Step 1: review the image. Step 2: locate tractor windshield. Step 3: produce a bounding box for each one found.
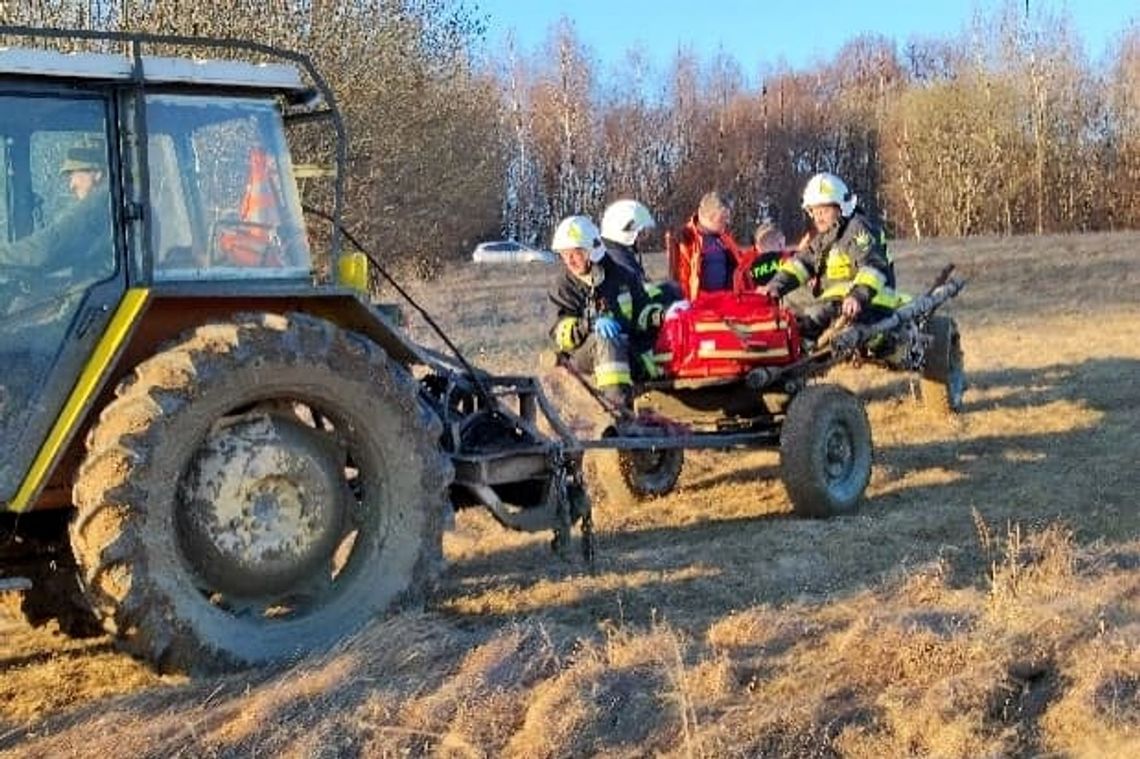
[146,94,311,281]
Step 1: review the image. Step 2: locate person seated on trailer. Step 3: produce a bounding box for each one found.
[762,172,904,341]
[548,215,665,413]
[672,190,747,301]
[734,220,788,292]
[600,198,681,306]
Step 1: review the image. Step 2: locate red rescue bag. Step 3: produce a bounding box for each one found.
[654,291,801,379]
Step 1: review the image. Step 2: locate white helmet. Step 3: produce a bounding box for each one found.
[551,215,606,262]
[802,172,857,218]
[601,199,655,247]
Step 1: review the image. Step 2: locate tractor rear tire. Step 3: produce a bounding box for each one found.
[920,315,966,414]
[592,427,684,509]
[70,313,451,673]
[780,384,872,518]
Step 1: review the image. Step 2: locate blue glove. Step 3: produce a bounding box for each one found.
[593,316,621,340]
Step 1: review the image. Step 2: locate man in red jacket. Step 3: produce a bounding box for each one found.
[671,191,747,301]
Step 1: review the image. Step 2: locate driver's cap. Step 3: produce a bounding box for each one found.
[60,140,106,174]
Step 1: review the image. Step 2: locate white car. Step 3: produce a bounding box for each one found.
[471,240,556,264]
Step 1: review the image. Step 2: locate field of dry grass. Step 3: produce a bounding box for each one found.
[2,231,1139,757]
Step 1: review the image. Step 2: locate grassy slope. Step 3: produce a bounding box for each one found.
[1,231,1138,757]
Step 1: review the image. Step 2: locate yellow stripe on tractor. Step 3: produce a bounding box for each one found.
[9,288,150,513]
[336,251,370,294]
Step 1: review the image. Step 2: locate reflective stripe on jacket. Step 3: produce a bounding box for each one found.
[771,212,893,305]
[548,254,658,350]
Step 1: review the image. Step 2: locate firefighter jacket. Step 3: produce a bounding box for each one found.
[601,238,647,282]
[548,254,663,353]
[603,238,681,306]
[672,215,747,301]
[769,212,898,308]
[735,246,789,291]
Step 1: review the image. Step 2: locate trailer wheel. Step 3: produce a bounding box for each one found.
[780,384,872,518]
[592,426,684,508]
[71,313,450,673]
[920,315,966,414]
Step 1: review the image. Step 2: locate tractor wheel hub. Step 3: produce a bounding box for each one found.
[178,412,349,597]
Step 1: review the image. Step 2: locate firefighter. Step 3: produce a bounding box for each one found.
[600,198,681,305]
[672,191,747,301]
[548,215,664,412]
[763,173,900,340]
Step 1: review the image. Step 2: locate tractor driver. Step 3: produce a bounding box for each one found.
[0,140,113,274]
[673,191,747,301]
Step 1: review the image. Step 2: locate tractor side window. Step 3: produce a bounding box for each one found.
[146,94,311,280]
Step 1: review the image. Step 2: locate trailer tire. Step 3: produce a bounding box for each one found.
[71,313,450,673]
[592,426,684,508]
[920,315,966,414]
[780,384,872,518]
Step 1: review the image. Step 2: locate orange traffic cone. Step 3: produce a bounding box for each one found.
[219,148,283,266]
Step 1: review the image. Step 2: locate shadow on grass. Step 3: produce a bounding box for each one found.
[680,461,782,492]
[435,357,1140,632]
[0,640,116,674]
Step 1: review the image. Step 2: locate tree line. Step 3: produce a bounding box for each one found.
[3,1,1138,274]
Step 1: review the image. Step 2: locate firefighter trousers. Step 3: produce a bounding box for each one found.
[564,333,634,409]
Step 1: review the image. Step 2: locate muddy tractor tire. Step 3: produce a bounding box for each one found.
[593,426,684,509]
[780,384,873,518]
[70,313,451,673]
[920,315,966,414]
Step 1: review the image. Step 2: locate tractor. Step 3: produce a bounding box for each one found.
[0,26,592,673]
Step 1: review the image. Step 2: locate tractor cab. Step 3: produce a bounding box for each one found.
[0,29,351,509]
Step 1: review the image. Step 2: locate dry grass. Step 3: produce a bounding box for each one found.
[2,231,1140,757]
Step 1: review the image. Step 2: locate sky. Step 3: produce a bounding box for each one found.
[471,0,1135,76]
